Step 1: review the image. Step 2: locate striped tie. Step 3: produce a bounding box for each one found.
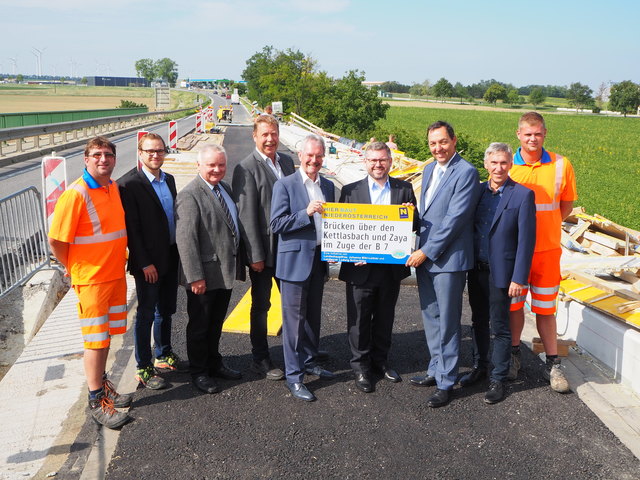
[213,185,239,249]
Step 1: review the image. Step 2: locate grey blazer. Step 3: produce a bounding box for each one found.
[175,176,245,290]
[231,150,295,268]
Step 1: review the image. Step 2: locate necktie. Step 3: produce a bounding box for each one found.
[425,167,444,207]
[213,185,239,248]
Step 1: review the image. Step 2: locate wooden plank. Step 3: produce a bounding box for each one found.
[532,337,575,357]
[582,241,621,256]
[582,231,624,250]
[566,270,640,302]
[614,271,640,294]
[570,221,591,240]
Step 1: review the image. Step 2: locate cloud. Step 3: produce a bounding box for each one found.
[277,0,350,13]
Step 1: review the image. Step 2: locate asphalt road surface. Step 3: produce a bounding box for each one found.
[39,126,640,479]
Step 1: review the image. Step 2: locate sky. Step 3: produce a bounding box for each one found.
[1,0,638,90]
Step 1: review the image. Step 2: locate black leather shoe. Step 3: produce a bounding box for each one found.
[427,388,450,408]
[211,365,242,380]
[410,375,436,387]
[305,365,337,379]
[315,350,330,363]
[193,375,219,394]
[459,367,487,387]
[287,382,316,402]
[484,380,505,404]
[354,373,373,393]
[250,358,284,381]
[374,366,401,383]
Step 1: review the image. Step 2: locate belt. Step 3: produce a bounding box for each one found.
[476,261,490,271]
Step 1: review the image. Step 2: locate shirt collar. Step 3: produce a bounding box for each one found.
[368,175,390,192]
[82,168,111,189]
[514,147,551,165]
[141,166,165,183]
[486,181,506,194]
[256,147,280,165]
[299,168,320,185]
[435,153,456,171]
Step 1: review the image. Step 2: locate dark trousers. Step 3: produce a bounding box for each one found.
[467,266,512,382]
[346,265,400,374]
[133,246,178,369]
[185,288,232,377]
[280,249,325,384]
[248,266,280,362]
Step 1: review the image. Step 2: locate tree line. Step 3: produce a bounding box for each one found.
[135,58,179,87]
[384,78,640,116]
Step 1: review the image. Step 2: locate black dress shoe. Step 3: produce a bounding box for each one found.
[373,365,401,383]
[354,373,373,393]
[286,382,316,402]
[305,365,337,379]
[193,375,219,394]
[410,375,436,387]
[315,350,330,363]
[484,380,505,404]
[427,388,450,408]
[250,358,284,381]
[211,365,242,380]
[459,367,487,387]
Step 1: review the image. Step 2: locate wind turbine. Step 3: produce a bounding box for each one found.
[32,47,46,77]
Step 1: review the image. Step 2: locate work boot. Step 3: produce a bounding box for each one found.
[507,349,521,381]
[89,392,131,429]
[543,357,571,393]
[102,375,133,408]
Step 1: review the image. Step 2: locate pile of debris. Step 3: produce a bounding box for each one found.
[561,208,640,320]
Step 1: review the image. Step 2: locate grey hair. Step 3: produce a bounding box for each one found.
[299,134,325,155]
[198,143,227,162]
[364,141,392,159]
[484,142,513,162]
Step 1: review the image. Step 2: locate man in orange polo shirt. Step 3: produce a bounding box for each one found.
[48,136,132,428]
[508,112,577,393]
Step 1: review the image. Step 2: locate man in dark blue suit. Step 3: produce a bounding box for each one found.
[406,121,479,408]
[461,142,536,404]
[270,134,336,402]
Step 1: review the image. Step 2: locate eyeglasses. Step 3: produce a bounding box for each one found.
[366,158,390,164]
[88,152,116,160]
[140,149,167,156]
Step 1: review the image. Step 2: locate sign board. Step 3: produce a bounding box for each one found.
[321,203,414,264]
[272,101,283,114]
[41,155,67,229]
[155,86,170,110]
[136,130,148,170]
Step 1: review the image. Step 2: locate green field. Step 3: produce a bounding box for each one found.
[379,107,640,230]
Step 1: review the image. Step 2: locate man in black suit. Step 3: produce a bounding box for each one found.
[338,142,417,393]
[119,133,186,390]
[231,115,295,380]
[462,142,536,404]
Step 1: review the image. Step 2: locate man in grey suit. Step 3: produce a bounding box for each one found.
[270,134,336,402]
[339,141,417,393]
[406,121,480,408]
[176,144,245,394]
[232,115,295,380]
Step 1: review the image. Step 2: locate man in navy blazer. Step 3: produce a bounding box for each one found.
[339,141,417,393]
[461,142,536,404]
[406,121,480,408]
[270,134,336,402]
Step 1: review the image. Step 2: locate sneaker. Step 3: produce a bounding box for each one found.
[507,349,521,381]
[543,358,571,393]
[103,376,133,408]
[89,392,131,429]
[484,381,505,404]
[135,366,167,390]
[155,352,189,372]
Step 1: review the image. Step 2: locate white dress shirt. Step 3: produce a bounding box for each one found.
[299,169,325,245]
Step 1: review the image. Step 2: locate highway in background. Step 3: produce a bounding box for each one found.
[0,92,243,198]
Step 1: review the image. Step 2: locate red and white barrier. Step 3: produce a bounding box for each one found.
[196,114,203,133]
[168,121,177,150]
[136,130,149,170]
[41,154,67,229]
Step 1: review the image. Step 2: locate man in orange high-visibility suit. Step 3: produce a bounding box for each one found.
[48,136,132,429]
[508,112,577,393]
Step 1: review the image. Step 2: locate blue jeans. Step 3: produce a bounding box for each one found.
[133,249,178,369]
[467,266,512,382]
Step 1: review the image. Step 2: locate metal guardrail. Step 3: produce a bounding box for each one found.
[0,187,51,298]
[0,107,194,158]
